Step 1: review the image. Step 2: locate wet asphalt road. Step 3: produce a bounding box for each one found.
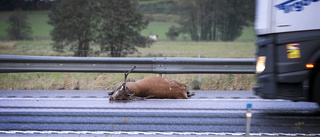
[0,90,319,137]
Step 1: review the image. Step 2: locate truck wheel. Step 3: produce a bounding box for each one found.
[313,70,320,106]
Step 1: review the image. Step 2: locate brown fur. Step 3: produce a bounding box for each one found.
[126,76,188,99]
[109,76,192,100]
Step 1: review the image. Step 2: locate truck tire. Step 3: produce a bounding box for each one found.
[313,70,320,106]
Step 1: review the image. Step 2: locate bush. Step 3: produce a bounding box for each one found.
[6,11,32,40]
[165,25,180,41]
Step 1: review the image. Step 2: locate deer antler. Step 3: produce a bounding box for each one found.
[126,66,136,76]
[123,66,136,89]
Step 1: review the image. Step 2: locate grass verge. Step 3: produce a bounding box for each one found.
[0,41,255,58]
[0,40,256,91]
[0,73,255,91]
[0,11,256,41]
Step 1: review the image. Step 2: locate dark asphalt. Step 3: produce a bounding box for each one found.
[0,90,319,137]
[0,90,259,99]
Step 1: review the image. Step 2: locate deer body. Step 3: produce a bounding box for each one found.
[125,76,188,99]
[108,66,194,100]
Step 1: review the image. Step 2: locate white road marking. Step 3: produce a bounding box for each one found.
[0,98,286,102]
[0,98,107,101]
[0,130,319,136]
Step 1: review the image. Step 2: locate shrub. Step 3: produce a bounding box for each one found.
[6,11,32,40]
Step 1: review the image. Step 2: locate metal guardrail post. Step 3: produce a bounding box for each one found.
[198,53,201,89]
[245,103,252,137]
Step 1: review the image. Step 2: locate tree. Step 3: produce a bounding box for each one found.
[214,0,255,41]
[96,0,152,57]
[178,0,200,41]
[166,25,180,41]
[177,0,255,41]
[48,0,152,57]
[48,0,95,57]
[6,10,32,40]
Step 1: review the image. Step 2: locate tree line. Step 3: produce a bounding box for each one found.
[3,0,153,57]
[0,0,54,11]
[4,0,255,57]
[177,0,255,41]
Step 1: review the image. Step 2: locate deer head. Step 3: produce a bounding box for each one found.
[109,66,136,101]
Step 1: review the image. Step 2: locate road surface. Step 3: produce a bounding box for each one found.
[0,90,319,137]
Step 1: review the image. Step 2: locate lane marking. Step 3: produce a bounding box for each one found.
[0,98,286,102]
[0,130,319,136]
[0,98,107,101]
[162,98,286,102]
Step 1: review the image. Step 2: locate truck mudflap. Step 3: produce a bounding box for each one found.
[255,70,310,101]
[254,73,277,99]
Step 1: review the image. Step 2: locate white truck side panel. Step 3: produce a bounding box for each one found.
[255,0,273,35]
[255,0,320,35]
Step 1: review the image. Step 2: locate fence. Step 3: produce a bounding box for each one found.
[0,55,256,74]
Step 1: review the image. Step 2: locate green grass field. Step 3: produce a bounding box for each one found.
[0,12,10,38]
[0,11,53,39]
[0,11,256,41]
[0,41,255,58]
[134,41,255,58]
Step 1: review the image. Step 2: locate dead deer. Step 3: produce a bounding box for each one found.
[108,66,195,100]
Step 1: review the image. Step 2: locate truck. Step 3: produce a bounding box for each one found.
[254,0,320,106]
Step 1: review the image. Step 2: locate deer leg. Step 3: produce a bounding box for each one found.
[144,95,156,99]
[187,91,195,97]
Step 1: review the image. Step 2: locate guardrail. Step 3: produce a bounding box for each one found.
[0,55,256,74]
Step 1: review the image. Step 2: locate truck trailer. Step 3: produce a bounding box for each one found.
[254,0,320,106]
